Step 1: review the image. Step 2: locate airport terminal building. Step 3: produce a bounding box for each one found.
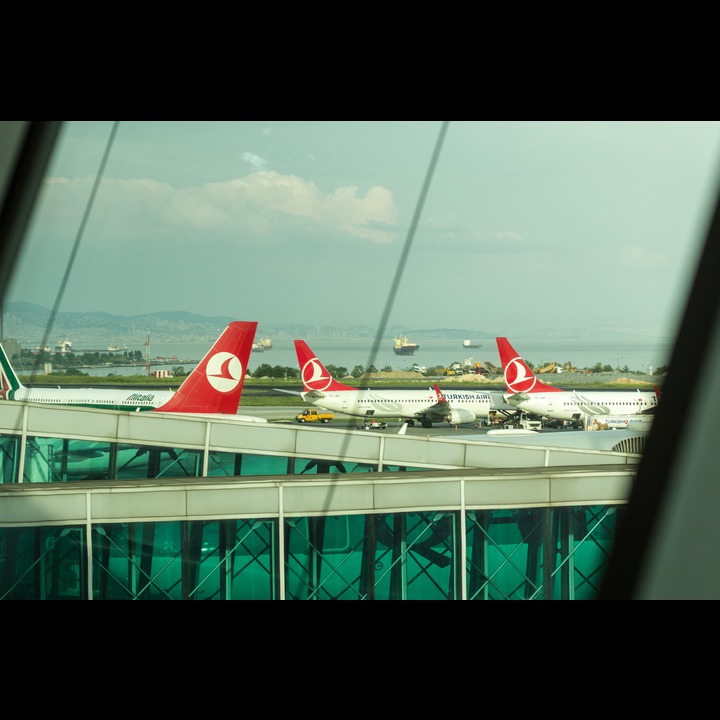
[0,401,644,600]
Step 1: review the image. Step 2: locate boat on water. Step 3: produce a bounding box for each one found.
[107,345,128,352]
[463,339,482,349]
[252,337,272,352]
[393,336,419,356]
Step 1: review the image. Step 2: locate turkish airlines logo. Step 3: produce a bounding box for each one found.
[302,357,332,391]
[504,358,537,393]
[205,352,242,393]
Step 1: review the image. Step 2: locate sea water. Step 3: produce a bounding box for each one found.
[78,336,675,378]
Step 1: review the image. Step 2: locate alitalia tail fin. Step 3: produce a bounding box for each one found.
[0,342,24,400]
[155,321,257,413]
[496,337,564,395]
[294,340,358,393]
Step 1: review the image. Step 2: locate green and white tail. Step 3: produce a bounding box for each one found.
[0,343,24,400]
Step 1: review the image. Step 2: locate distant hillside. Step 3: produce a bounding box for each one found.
[0,301,661,345]
[0,302,499,345]
[0,302,240,344]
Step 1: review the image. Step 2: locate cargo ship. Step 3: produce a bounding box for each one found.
[252,338,273,352]
[393,335,419,355]
[463,339,482,349]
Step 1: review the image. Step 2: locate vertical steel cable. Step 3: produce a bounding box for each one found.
[30,121,120,377]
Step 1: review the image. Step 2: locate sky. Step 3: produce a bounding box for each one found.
[6,120,720,340]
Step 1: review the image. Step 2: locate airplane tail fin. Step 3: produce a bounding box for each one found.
[0,342,24,399]
[294,340,358,393]
[155,321,258,413]
[433,384,448,405]
[496,337,563,395]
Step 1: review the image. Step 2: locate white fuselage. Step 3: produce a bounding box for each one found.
[5,390,267,421]
[508,389,658,421]
[8,386,174,411]
[305,388,511,423]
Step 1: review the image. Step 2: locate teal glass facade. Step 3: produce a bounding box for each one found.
[0,506,623,600]
[0,403,638,600]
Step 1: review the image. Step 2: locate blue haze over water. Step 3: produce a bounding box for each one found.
[79,336,674,378]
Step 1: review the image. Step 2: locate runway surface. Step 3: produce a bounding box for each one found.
[239,406,572,438]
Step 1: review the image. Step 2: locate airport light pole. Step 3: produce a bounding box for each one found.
[616,357,623,371]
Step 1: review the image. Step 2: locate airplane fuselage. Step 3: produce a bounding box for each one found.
[507,389,658,421]
[5,387,173,411]
[304,388,513,426]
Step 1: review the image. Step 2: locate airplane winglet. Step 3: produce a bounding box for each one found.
[273,387,304,397]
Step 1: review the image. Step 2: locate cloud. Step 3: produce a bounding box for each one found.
[36,171,400,247]
[494,231,524,243]
[240,151,267,171]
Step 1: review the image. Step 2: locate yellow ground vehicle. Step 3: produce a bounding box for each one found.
[295,408,334,423]
[442,361,464,376]
[537,362,558,373]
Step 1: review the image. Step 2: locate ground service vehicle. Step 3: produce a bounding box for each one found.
[358,419,388,430]
[295,408,334,423]
[537,362,559,374]
[470,362,489,375]
[442,362,464,376]
[503,418,543,431]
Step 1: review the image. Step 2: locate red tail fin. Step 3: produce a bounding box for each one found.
[155,321,257,413]
[294,340,358,392]
[433,384,447,404]
[496,337,563,394]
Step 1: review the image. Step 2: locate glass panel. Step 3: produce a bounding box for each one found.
[208,451,296,477]
[190,519,278,600]
[114,444,202,480]
[295,457,350,475]
[0,433,19,484]
[91,519,278,600]
[466,506,622,600]
[0,525,85,600]
[551,505,622,601]
[284,511,458,600]
[23,436,114,483]
[92,521,183,600]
